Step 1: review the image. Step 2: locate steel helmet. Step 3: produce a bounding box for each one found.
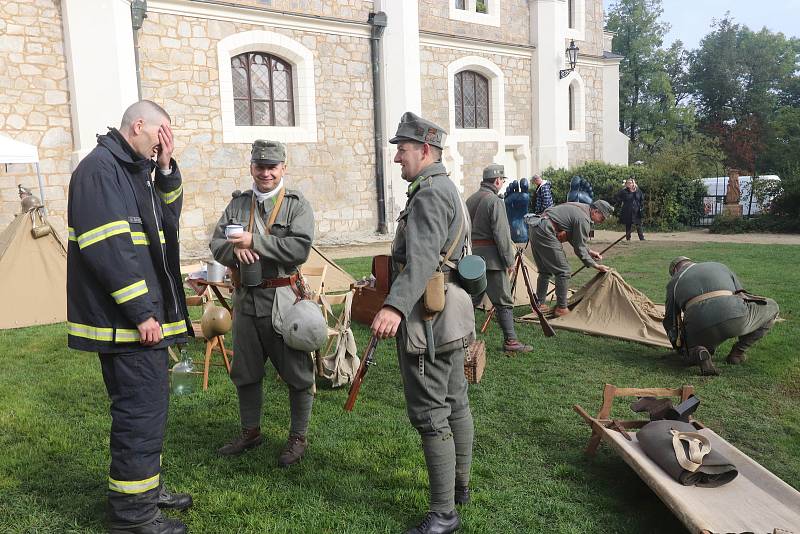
[283,299,327,352]
[200,305,232,338]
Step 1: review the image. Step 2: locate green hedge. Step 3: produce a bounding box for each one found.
[540,161,705,230]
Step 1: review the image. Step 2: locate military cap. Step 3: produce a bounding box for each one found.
[590,199,614,218]
[482,164,505,182]
[283,300,328,352]
[389,111,447,149]
[669,256,692,276]
[251,139,285,164]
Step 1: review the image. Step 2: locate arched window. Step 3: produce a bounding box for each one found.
[454,70,490,129]
[568,0,575,28]
[231,52,294,127]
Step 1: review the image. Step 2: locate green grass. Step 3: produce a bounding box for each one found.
[0,241,798,533]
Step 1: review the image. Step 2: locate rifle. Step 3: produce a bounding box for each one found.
[343,334,379,412]
[520,260,556,337]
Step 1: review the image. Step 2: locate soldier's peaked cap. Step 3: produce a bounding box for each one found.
[482,164,505,181]
[590,199,614,218]
[389,112,447,149]
[669,256,692,276]
[251,139,286,164]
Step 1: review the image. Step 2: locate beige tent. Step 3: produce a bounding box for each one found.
[521,269,671,348]
[0,209,67,329]
[303,245,355,293]
[478,250,557,309]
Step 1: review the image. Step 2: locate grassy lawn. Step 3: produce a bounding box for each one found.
[1,241,798,533]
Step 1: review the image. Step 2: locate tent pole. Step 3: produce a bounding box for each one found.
[35,162,47,216]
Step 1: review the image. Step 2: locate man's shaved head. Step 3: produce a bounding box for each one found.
[120,100,171,132]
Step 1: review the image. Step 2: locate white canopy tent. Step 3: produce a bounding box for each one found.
[0,133,46,214]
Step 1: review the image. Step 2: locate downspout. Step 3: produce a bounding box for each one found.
[130,0,148,100]
[368,12,388,234]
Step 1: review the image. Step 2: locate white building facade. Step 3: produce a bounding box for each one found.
[0,0,628,258]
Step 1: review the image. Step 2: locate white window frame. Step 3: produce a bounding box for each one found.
[447,56,505,142]
[566,76,585,141]
[217,30,317,144]
[566,0,586,40]
[449,0,500,27]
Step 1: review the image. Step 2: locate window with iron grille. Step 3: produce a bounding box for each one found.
[454,70,489,129]
[231,52,295,127]
[568,0,575,28]
[569,83,575,130]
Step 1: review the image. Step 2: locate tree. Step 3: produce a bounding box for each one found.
[606,0,695,161]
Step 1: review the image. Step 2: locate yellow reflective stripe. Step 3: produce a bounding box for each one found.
[114,321,187,343]
[130,231,165,246]
[130,232,148,246]
[76,220,130,249]
[67,322,114,342]
[162,320,188,337]
[158,184,182,205]
[110,280,148,304]
[108,473,160,495]
[68,227,77,241]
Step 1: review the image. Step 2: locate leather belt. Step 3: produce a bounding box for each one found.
[540,215,569,243]
[684,290,734,310]
[472,239,496,247]
[259,272,300,289]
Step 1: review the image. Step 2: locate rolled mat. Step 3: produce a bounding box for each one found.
[638,420,738,488]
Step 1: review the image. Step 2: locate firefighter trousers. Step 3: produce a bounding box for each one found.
[99,348,169,526]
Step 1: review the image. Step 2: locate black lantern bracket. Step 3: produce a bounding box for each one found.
[559,39,579,79]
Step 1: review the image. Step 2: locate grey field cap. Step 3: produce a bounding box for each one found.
[283,300,328,352]
[591,199,614,218]
[482,164,505,181]
[389,111,447,149]
[251,139,286,164]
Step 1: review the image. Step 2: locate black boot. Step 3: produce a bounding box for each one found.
[110,514,187,534]
[404,510,461,534]
[157,485,193,511]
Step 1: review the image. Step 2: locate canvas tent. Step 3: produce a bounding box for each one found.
[0,210,67,329]
[303,245,355,293]
[521,270,671,348]
[478,250,558,309]
[0,134,47,214]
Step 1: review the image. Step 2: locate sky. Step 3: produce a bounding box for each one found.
[602,0,800,51]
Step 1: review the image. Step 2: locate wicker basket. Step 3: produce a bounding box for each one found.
[464,340,486,384]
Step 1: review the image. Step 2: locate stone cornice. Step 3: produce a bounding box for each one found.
[147,0,371,38]
[419,31,535,59]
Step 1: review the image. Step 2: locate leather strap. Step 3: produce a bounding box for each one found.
[250,187,286,236]
[685,290,734,310]
[472,239,496,247]
[258,272,299,289]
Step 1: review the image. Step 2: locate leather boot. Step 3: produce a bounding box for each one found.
[217,427,262,456]
[537,303,550,314]
[404,510,461,534]
[454,485,470,505]
[110,514,186,534]
[689,346,719,376]
[278,433,307,467]
[503,339,533,353]
[554,306,570,317]
[726,347,746,365]
[157,485,193,511]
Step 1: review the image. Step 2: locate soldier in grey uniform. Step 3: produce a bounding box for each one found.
[371,112,475,534]
[525,200,613,316]
[663,256,779,376]
[466,164,532,352]
[209,140,315,467]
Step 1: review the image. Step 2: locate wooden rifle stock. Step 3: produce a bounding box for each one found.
[520,261,556,337]
[343,335,379,412]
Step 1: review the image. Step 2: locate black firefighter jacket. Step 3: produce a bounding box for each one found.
[66,129,191,353]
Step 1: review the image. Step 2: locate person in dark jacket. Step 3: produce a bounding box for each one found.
[616,178,645,240]
[67,100,192,534]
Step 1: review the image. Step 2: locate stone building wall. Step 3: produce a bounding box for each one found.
[0,0,72,235]
[419,44,532,179]
[418,0,530,46]
[458,141,498,194]
[139,12,377,258]
[578,0,605,58]
[223,0,373,22]
[567,65,603,167]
